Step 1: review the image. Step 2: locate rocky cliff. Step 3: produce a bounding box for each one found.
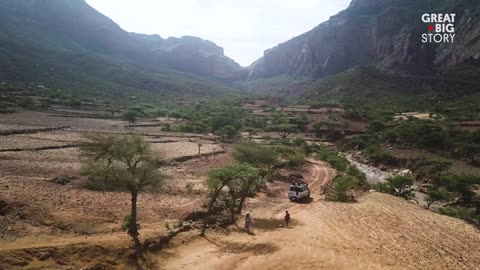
[247,0,480,79]
[0,0,241,80]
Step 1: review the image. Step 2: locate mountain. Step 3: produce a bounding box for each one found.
[0,0,241,100]
[247,0,480,80]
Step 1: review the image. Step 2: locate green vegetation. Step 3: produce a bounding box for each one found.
[426,187,449,209]
[80,134,165,252]
[304,66,480,111]
[362,145,394,164]
[201,163,260,236]
[407,158,452,183]
[234,143,279,172]
[314,144,369,201]
[332,176,356,202]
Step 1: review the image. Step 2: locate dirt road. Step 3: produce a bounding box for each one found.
[158,161,480,270]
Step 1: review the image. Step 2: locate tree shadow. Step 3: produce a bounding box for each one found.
[203,236,279,256]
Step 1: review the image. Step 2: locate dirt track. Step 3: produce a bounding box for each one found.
[158,161,480,270]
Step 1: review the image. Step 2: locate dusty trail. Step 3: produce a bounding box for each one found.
[158,161,480,270]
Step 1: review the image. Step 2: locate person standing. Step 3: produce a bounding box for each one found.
[245,212,253,233]
[285,211,291,227]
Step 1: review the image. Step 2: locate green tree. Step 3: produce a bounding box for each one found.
[81,135,164,254]
[123,110,138,125]
[273,124,297,139]
[386,175,414,197]
[440,174,480,203]
[201,163,260,235]
[233,143,279,171]
[368,120,386,132]
[218,125,238,142]
[408,158,452,182]
[346,165,368,189]
[226,164,261,218]
[426,187,449,209]
[333,176,355,202]
[457,143,480,163]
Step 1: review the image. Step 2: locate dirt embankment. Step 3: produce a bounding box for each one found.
[159,161,480,270]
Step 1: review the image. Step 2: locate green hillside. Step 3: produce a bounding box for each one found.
[0,0,238,103]
[302,66,480,108]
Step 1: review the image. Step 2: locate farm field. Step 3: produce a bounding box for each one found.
[0,110,479,270]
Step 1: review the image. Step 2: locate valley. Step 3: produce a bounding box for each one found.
[0,0,480,269]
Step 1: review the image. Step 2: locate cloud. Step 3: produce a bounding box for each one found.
[86,0,351,66]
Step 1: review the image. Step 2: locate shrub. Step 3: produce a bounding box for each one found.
[440,174,480,203]
[347,165,369,190]
[326,155,349,172]
[123,110,139,124]
[293,137,307,146]
[438,207,479,226]
[385,175,414,197]
[372,182,394,194]
[286,151,306,168]
[316,145,338,161]
[233,143,279,171]
[362,145,393,164]
[332,176,356,202]
[407,158,452,182]
[426,187,449,208]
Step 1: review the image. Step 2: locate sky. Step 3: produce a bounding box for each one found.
[86,0,351,67]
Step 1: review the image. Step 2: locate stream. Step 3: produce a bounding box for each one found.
[345,153,392,184]
[346,153,427,205]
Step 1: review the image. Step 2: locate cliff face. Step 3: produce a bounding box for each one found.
[248,0,480,79]
[0,0,241,80]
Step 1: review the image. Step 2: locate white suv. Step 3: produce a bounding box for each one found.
[288,182,310,201]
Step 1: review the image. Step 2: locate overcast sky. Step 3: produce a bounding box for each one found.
[86,0,351,67]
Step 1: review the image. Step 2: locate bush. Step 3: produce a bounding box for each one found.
[440,174,480,202]
[438,207,479,226]
[385,175,414,197]
[286,151,306,168]
[180,122,209,133]
[426,187,449,208]
[316,145,338,161]
[326,155,349,172]
[407,158,452,182]
[332,176,356,202]
[234,143,279,170]
[347,165,369,190]
[362,145,393,164]
[123,110,139,124]
[372,182,394,194]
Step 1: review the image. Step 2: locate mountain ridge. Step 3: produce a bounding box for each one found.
[246,0,480,80]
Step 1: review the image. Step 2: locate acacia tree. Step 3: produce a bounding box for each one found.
[386,175,414,197]
[233,143,279,172]
[123,110,138,125]
[426,187,449,209]
[440,174,480,203]
[200,165,234,236]
[457,143,480,163]
[81,134,164,253]
[273,124,297,139]
[409,158,452,183]
[200,163,260,236]
[227,165,261,215]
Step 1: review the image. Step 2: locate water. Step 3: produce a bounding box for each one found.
[345,154,392,183]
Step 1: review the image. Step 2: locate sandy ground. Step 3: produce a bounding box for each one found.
[158,161,480,270]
